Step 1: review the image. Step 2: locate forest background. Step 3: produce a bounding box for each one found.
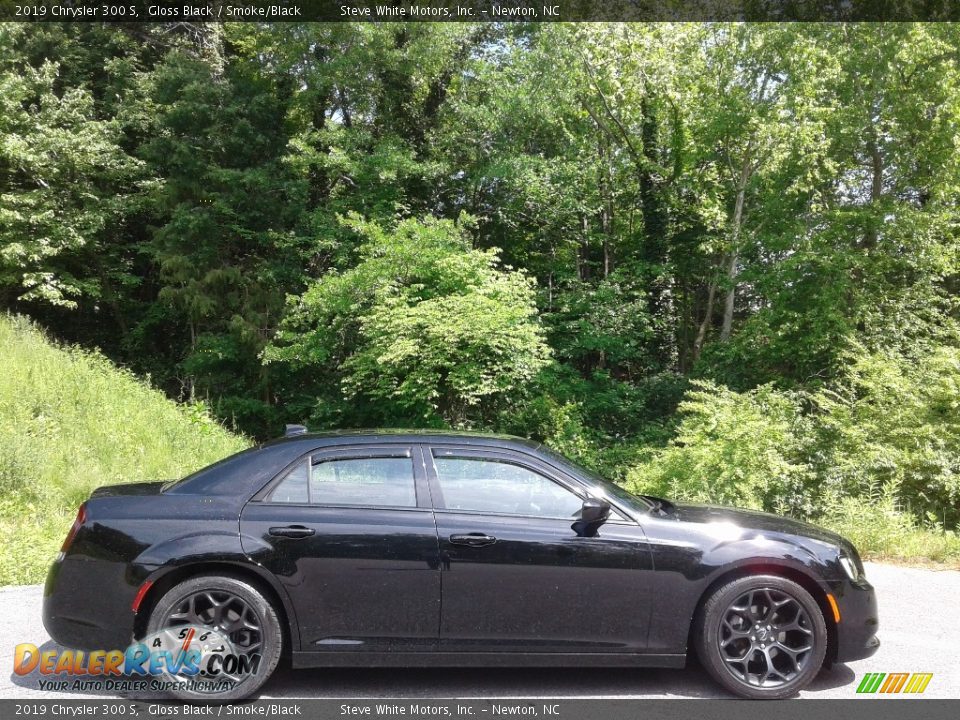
[2,22,959,582]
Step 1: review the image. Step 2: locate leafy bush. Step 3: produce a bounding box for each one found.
[267,214,551,427]
[621,345,960,564]
[813,345,960,527]
[0,314,248,585]
[494,366,679,483]
[626,380,814,513]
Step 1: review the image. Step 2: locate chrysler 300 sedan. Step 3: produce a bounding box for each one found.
[43,429,878,700]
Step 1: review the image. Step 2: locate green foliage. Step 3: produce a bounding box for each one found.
[813,344,960,526]
[2,22,960,567]
[134,47,308,437]
[628,381,814,512]
[267,215,551,427]
[0,314,248,585]
[821,491,960,566]
[626,344,960,560]
[497,391,602,470]
[0,25,140,306]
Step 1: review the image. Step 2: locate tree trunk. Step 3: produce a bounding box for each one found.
[639,95,667,310]
[720,154,751,341]
[197,23,225,79]
[863,133,883,248]
[599,133,613,278]
[693,278,717,361]
[720,249,738,341]
[578,214,590,281]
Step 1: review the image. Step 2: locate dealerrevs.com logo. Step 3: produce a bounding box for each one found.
[856,672,934,694]
[14,625,261,696]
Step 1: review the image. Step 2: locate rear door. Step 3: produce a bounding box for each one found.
[239,444,441,652]
[426,445,651,653]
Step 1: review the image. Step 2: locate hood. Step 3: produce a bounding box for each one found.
[90,481,169,498]
[670,502,847,549]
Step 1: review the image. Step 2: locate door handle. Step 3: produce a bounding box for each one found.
[449,533,497,547]
[268,525,315,539]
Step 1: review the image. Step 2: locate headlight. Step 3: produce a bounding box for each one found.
[839,554,860,581]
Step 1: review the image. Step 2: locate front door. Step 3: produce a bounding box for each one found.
[240,445,440,652]
[426,446,651,653]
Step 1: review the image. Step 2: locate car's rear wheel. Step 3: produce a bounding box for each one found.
[695,575,827,699]
[146,574,282,701]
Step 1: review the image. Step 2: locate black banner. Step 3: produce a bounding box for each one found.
[2,0,960,23]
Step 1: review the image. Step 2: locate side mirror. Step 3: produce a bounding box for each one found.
[574,498,611,537]
[581,498,611,524]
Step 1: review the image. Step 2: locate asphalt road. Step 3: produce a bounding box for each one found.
[2,562,957,700]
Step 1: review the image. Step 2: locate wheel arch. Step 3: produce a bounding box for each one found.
[132,561,298,656]
[688,562,838,665]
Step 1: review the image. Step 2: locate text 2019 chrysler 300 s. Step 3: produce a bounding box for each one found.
[43,429,879,700]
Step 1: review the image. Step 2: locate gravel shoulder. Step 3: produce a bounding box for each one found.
[2,562,957,699]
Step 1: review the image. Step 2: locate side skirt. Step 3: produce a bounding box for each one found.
[292,651,687,669]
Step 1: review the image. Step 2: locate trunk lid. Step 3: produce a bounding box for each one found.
[89,481,169,498]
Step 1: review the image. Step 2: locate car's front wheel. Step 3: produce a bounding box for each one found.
[145,574,282,702]
[695,575,827,699]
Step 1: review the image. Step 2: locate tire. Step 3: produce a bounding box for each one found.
[145,574,282,702]
[694,574,827,699]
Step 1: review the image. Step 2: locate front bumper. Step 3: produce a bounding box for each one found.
[43,557,138,651]
[830,575,880,663]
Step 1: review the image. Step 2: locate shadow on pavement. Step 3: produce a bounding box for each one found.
[805,663,857,692]
[257,658,858,700]
[259,664,725,699]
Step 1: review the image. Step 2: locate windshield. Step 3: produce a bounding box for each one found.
[538,445,655,514]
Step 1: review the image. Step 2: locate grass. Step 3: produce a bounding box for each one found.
[820,496,960,568]
[0,314,249,586]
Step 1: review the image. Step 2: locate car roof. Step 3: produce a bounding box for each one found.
[260,429,543,451]
[166,430,546,497]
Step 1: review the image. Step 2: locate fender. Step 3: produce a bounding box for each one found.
[130,531,301,650]
[642,531,835,654]
[700,536,833,594]
[135,529,246,568]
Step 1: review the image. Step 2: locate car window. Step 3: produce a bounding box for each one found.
[310,457,416,507]
[433,456,583,518]
[267,456,416,507]
[538,444,653,515]
[267,460,309,503]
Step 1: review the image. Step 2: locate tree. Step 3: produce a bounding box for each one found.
[701,23,960,388]
[133,39,306,435]
[0,25,139,308]
[628,380,814,512]
[266,214,551,427]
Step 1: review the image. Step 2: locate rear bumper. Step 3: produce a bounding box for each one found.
[830,576,880,663]
[43,557,137,651]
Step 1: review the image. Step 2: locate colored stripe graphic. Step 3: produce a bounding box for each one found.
[857,673,884,693]
[880,673,909,693]
[856,672,933,694]
[904,673,933,694]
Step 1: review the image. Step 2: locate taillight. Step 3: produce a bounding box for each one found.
[60,503,87,553]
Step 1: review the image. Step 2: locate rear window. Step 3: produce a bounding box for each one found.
[164,444,305,497]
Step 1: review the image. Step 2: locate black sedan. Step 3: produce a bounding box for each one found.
[43,429,878,700]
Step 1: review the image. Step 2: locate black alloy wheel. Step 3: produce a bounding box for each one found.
[695,575,828,699]
[146,575,282,701]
